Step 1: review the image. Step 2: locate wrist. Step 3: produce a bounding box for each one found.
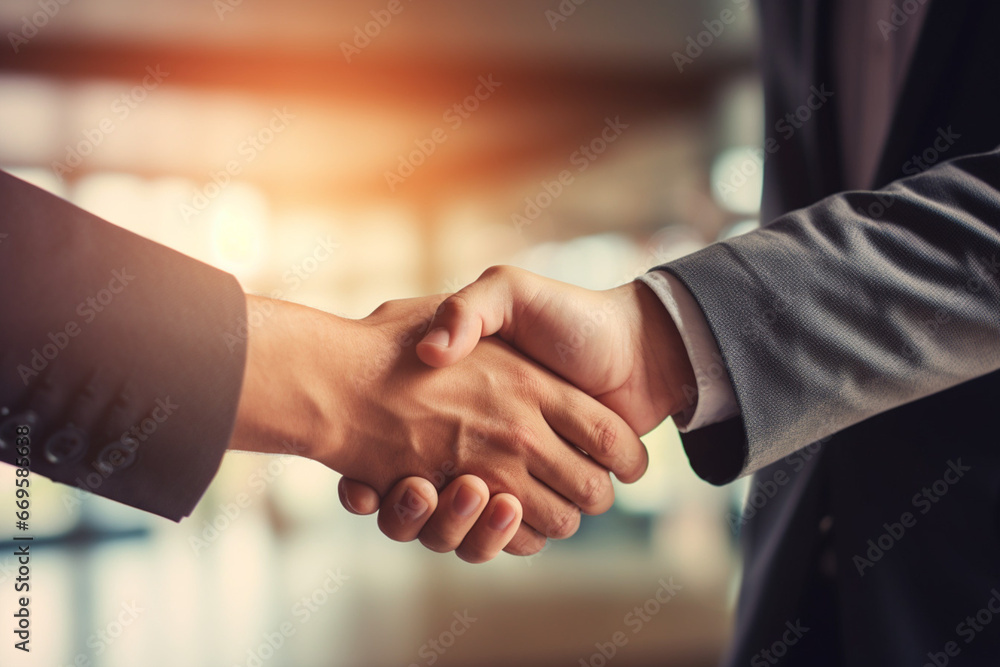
[629,280,697,424]
[230,294,352,466]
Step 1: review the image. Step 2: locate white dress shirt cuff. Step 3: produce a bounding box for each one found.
[637,270,740,431]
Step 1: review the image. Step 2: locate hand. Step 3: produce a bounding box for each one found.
[229,293,648,554]
[416,265,696,434]
[339,475,523,563]
[339,266,696,556]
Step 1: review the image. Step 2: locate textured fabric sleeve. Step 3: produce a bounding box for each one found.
[0,170,248,520]
[655,146,1000,485]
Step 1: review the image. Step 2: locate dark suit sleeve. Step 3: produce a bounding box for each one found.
[655,145,1000,485]
[0,170,248,520]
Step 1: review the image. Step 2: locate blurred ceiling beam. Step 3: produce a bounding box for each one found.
[0,40,754,200]
[0,40,751,107]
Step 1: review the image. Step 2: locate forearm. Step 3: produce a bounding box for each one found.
[0,170,246,520]
[230,295,351,466]
[662,145,1000,482]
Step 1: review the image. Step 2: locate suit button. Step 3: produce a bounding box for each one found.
[0,411,39,451]
[95,436,139,474]
[44,426,89,465]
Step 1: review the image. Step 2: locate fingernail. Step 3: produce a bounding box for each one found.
[422,327,450,348]
[340,493,358,514]
[339,485,358,514]
[452,484,481,517]
[399,489,428,520]
[488,503,517,532]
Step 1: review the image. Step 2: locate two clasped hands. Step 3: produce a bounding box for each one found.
[231,265,696,562]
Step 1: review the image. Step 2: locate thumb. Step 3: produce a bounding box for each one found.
[416,266,522,368]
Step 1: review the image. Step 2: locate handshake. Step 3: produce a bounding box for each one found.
[230,265,697,562]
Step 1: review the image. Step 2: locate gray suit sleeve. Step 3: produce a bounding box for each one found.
[0,170,248,520]
[657,146,1000,485]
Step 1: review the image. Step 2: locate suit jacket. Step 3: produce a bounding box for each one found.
[0,171,247,520]
[660,1,1000,665]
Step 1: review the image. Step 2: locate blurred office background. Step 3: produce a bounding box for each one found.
[0,1,765,665]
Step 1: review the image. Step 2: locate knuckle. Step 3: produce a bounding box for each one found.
[507,423,538,453]
[548,507,581,540]
[579,471,613,512]
[441,291,470,315]
[511,365,542,397]
[590,416,620,460]
[479,264,512,281]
